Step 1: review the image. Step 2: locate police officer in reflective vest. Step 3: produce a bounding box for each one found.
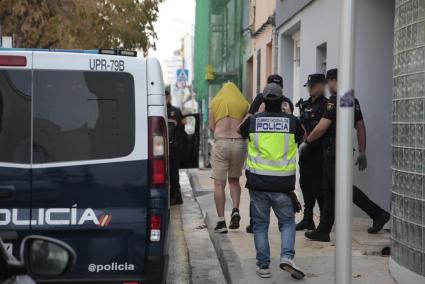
[295,74,327,231]
[240,83,305,279]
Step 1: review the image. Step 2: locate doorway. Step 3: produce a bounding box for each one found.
[246,56,254,101]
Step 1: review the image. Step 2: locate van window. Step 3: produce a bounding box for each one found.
[33,71,135,163]
[0,70,31,163]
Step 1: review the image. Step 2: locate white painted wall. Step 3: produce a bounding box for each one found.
[352,0,394,214]
[277,0,394,216]
[278,0,341,105]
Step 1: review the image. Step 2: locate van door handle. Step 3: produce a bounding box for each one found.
[0,185,15,199]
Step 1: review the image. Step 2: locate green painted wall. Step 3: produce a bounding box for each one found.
[194,0,209,102]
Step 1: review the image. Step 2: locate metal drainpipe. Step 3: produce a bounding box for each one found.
[272,14,278,74]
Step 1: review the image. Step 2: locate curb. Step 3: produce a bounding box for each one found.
[180,172,227,284]
[187,170,247,284]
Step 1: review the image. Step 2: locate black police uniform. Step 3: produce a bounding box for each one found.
[167,104,184,204]
[316,95,386,234]
[249,93,294,114]
[297,95,327,228]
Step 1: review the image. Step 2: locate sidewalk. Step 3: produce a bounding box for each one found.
[187,168,396,284]
[176,172,227,284]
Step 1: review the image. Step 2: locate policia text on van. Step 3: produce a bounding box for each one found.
[0,49,172,284]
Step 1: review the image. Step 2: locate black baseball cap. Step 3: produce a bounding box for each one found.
[326,68,338,81]
[304,73,326,87]
[267,74,283,88]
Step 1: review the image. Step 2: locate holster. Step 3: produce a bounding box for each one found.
[323,137,336,158]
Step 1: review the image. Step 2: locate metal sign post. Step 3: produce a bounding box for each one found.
[336,0,356,283]
[0,19,2,47]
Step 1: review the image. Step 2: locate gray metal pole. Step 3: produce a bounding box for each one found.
[335,0,356,283]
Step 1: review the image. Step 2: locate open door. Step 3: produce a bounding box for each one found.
[180,113,200,169]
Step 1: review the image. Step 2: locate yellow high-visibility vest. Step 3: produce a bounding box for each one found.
[246,113,297,177]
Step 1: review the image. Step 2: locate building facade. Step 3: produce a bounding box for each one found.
[194,0,249,165]
[165,33,195,111]
[275,0,424,282]
[245,0,276,100]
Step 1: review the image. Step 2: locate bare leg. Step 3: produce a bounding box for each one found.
[228,177,241,209]
[214,179,226,218]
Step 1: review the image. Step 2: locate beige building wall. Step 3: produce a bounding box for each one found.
[247,0,276,100]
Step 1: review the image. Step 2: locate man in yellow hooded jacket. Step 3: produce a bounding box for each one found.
[209,82,250,233]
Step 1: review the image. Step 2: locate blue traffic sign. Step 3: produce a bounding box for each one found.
[176,69,189,82]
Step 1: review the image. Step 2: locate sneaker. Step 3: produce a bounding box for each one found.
[295,219,315,231]
[256,265,271,278]
[368,211,390,234]
[280,258,305,280]
[229,208,241,230]
[304,230,331,242]
[214,221,228,234]
[246,224,253,234]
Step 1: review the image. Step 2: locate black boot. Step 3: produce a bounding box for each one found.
[296,212,315,231]
[296,218,315,231]
[368,212,390,234]
[305,230,330,242]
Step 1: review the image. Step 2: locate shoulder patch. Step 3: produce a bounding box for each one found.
[327,103,335,111]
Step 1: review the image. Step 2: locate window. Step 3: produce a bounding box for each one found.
[266,42,273,78]
[316,43,327,74]
[33,71,135,163]
[0,70,31,163]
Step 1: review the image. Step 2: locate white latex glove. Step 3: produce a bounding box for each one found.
[298,141,310,155]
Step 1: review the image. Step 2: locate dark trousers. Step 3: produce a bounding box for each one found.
[317,150,385,233]
[299,147,324,219]
[169,146,182,202]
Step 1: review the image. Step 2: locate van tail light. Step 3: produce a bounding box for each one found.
[150,215,161,242]
[0,56,27,66]
[148,117,168,187]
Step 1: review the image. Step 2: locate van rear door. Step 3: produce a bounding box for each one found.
[0,52,32,256]
[31,52,149,279]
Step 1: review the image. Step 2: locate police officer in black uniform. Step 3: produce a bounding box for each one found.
[249,74,294,114]
[166,91,184,205]
[295,74,327,231]
[300,69,390,242]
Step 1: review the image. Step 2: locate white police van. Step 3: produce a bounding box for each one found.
[0,49,193,283]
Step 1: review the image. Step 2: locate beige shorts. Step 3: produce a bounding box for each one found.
[211,138,247,180]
